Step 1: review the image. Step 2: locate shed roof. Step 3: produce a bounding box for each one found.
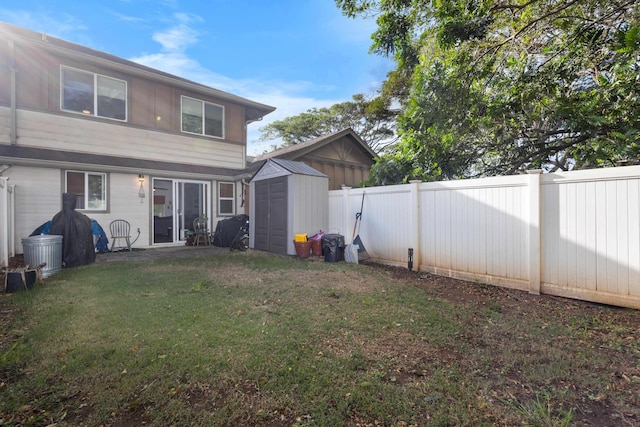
[269,158,328,177]
[251,158,328,182]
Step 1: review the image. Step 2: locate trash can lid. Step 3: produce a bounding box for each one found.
[22,235,63,243]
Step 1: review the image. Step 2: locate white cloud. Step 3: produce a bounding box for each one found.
[108,11,146,24]
[131,51,203,77]
[152,13,202,52]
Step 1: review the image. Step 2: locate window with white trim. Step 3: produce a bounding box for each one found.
[218,182,235,215]
[181,96,224,138]
[65,171,107,211]
[61,66,127,121]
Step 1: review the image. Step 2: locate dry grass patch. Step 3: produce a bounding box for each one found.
[1,251,639,426]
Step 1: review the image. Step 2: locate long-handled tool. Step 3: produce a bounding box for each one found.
[345,192,370,263]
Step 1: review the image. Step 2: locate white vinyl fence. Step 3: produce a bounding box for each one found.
[329,166,640,309]
[0,177,16,267]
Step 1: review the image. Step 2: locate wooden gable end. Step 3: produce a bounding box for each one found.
[290,135,375,190]
[306,135,376,166]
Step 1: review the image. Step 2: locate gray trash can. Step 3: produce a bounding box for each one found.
[22,235,63,278]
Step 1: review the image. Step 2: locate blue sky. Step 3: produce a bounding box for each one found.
[0,0,394,154]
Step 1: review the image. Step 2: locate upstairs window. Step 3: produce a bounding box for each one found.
[61,67,127,121]
[218,182,235,215]
[182,96,224,138]
[65,171,107,211]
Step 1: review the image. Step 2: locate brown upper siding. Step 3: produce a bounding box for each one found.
[0,21,274,146]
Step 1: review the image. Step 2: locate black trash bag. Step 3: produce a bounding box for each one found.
[49,193,96,267]
[213,214,249,247]
[321,234,345,262]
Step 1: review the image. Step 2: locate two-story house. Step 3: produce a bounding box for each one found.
[0,22,275,252]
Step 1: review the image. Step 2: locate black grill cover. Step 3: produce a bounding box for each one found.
[213,215,249,247]
[49,193,96,267]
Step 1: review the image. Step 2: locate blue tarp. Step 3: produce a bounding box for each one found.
[30,220,110,253]
[91,221,110,253]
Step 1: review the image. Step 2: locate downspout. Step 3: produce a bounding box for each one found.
[242,116,263,211]
[9,40,17,145]
[240,178,250,208]
[244,116,263,162]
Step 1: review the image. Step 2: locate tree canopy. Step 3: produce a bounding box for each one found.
[338,0,640,183]
[258,94,398,153]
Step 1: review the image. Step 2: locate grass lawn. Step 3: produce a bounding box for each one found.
[1,250,639,426]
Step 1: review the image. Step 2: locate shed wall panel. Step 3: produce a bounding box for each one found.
[289,175,328,254]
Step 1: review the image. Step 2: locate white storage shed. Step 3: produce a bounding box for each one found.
[249,159,328,255]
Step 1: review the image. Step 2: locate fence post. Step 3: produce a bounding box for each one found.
[341,185,351,240]
[527,170,542,294]
[409,180,422,271]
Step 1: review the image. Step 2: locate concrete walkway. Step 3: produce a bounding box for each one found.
[96,244,229,263]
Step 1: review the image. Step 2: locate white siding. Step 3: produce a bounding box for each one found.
[5,107,245,169]
[4,167,152,252]
[89,173,151,248]
[4,167,62,252]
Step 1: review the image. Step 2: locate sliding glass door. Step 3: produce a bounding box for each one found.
[152,179,209,244]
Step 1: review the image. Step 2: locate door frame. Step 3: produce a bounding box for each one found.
[152,178,210,245]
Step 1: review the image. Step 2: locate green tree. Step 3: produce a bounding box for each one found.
[339,0,640,183]
[258,94,398,153]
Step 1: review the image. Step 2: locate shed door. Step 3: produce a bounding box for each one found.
[254,177,288,254]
